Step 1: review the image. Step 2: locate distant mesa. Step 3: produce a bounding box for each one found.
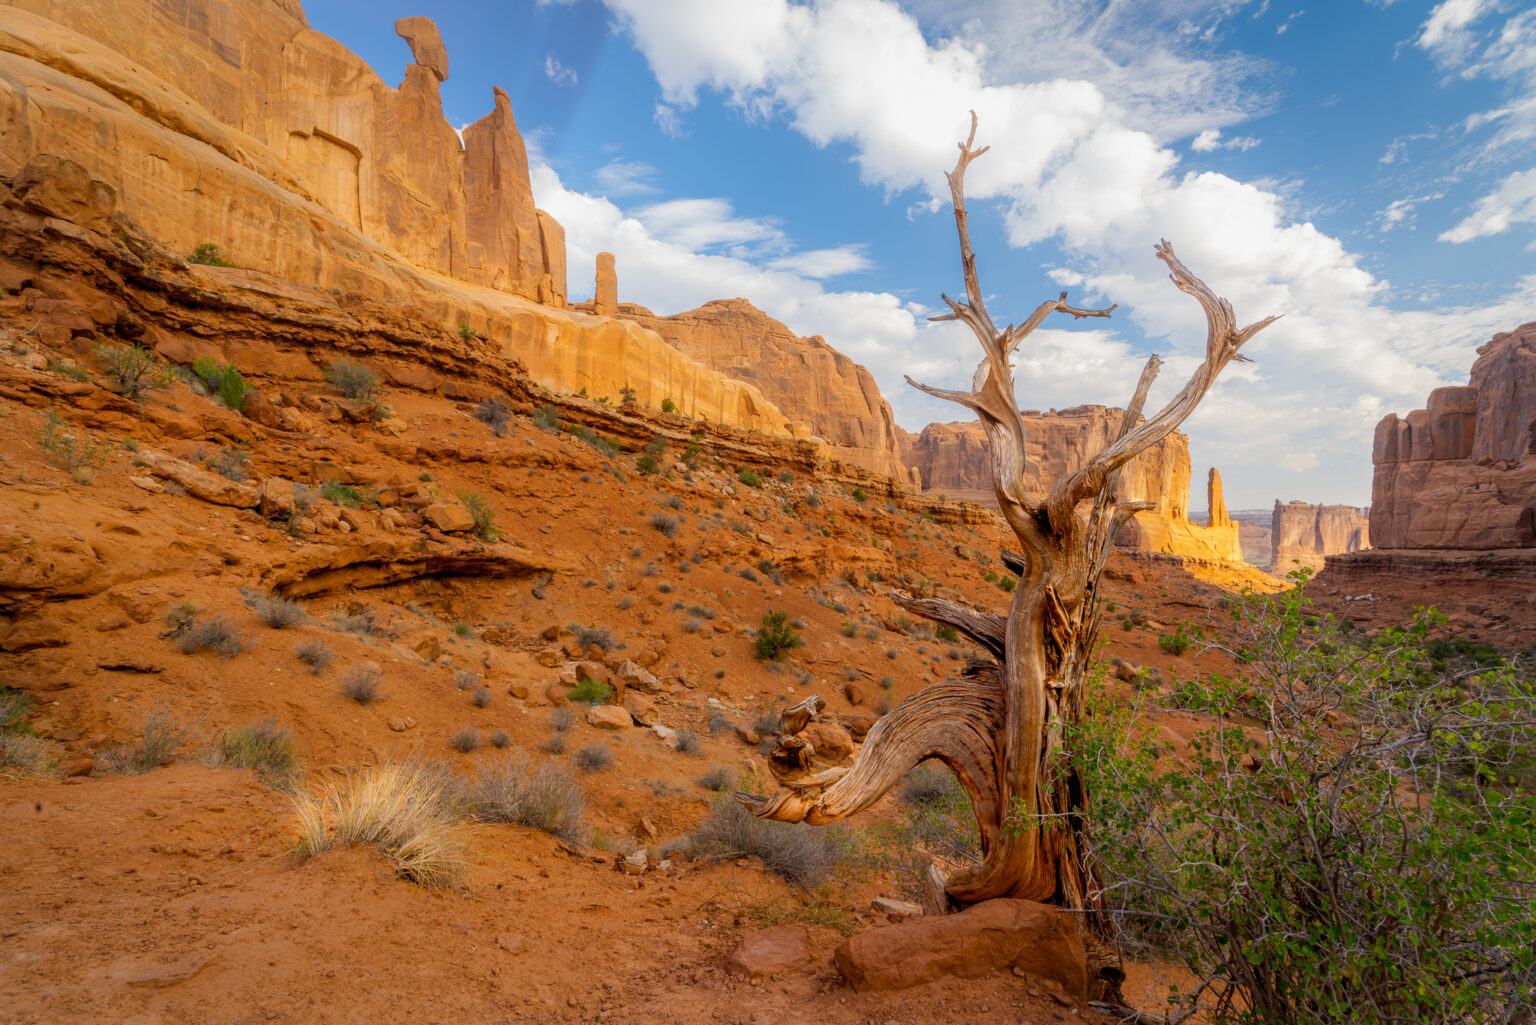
[1370,322,1536,550]
[1269,500,1369,574]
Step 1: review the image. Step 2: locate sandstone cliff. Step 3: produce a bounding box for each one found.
[1270,501,1369,573]
[1370,322,1536,549]
[902,413,1243,561]
[0,0,805,437]
[621,299,916,484]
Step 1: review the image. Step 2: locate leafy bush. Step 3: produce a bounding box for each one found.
[341,667,384,705]
[321,480,362,508]
[852,487,868,503]
[660,398,678,414]
[681,794,851,888]
[96,343,171,400]
[935,625,961,643]
[567,678,613,705]
[190,357,248,413]
[188,243,235,266]
[178,616,244,658]
[458,322,477,341]
[292,760,466,888]
[217,719,300,777]
[473,397,511,436]
[753,610,804,661]
[467,753,586,842]
[574,743,612,772]
[1157,624,1195,655]
[736,467,763,488]
[322,358,381,400]
[636,454,660,475]
[1076,584,1536,1025]
[457,490,499,541]
[295,639,334,675]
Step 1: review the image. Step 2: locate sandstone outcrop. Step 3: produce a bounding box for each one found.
[1370,323,1536,549]
[902,412,1243,561]
[1270,501,1369,573]
[0,0,803,437]
[594,252,617,317]
[622,298,916,483]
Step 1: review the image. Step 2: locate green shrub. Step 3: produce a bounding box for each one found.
[0,687,32,734]
[320,480,363,508]
[533,403,562,432]
[636,454,659,475]
[566,678,613,705]
[698,767,733,791]
[935,625,961,643]
[188,243,235,267]
[753,610,804,661]
[96,343,171,400]
[458,322,477,340]
[1157,624,1195,655]
[457,490,499,541]
[660,398,678,414]
[852,487,868,503]
[1074,584,1536,1025]
[736,467,763,488]
[190,357,248,413]
[38,408,109,480]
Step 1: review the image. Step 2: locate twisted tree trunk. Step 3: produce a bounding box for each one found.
[737,112,1278,1000]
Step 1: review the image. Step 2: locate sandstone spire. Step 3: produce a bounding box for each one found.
[463,87,547,298]
[1206,467,1230,529]
[594,252,618,316]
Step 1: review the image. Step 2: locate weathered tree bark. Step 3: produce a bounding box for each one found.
[737,112,1278,1000]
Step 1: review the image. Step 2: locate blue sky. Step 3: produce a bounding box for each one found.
[302,0,1536,509]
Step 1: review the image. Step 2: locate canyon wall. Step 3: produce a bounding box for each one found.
[1370,323,1536,549]
[0,0,804,436]
[1270,501,1369,572]
[902,412,1243,561]
[621,299,917,484]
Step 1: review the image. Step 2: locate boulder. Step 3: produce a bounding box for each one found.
[724,925,812,981]
[617,659,661,694]
[136,450,257,508]
[257,477,302,519]
[586,705,632,730]
[832,899,1086,998]
[621,692,657,726]
[12,154,116,234]
[425,501,475,533]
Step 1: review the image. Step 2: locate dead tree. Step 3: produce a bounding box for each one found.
[737,112,1278,998]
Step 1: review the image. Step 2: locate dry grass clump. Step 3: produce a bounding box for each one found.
[250,595,306,629]
[292,760,467,888]
[216,719,300,779]
[679,795,850,889]
[341,667,384,705]
[466,753,586,843]
[0,733,58,778]
[98,707,200,774]
[449,726,482,753]
[177,616,244,658]
[295,639,334,675]
[574,743,612,772]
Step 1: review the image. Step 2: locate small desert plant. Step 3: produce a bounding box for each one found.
[458,322,477,340]
[736,467,763,488]
[0,688,32,733]
[322,357,381,400]
[550,706,575,732]
[188,243,235,266]
[251,595,306,629]
[467,752,586,842]
[292,759,466,888]
[178,616,244,658]
[574,743,613,772]
[533,403,562,432]
[755,559,784,585]
[852,487,868,503]
[165,600,199,630]
[458,490,499,541]
[449,726,482,753]
[541,732,567,755]
[935,625,961,643]
[454,621,473,638]
[470,687,492,709]
[753,610,804,661]
[341,667,384,705]
[321,480,363,508]
[100,707,199,774]
[190,357,248,413]
[489,730,510,748]
[295,639,334,675]
[567,678,613,705]
[39,408,109,479]
[217,719,300,778]
[660,397,677,413]
[636,454,660,476]
[707,709,733,734]
[650,513,679,538]
[1157,624,1195,655]
[454,670,478,690]
[680,794,850,889]
[0,733,57,777]
[96,342,172,400]
[674,729,701,756]
[208,445,250,481]
[473,396,511,436]
[698,766,733,791]
[572,624,615,650]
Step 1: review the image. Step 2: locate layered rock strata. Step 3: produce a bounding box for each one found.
[1270,501,1369,573]
[0,0,802,436]
[901,412,1242,561]
[622,298,917,484]
[1370,323,1536,549]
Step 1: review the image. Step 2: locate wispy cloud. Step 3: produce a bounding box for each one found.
[592,159,659,197]
[544,54,578,87]
[1192,128,1261,152]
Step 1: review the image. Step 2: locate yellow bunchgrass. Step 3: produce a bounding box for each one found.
[291,760,467,888]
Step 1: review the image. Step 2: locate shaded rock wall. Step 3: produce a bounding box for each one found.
[1270,501,1369,573]
[1371,323,1536,549]
[0,0,807,436]
[622,298,917,484]
[902,413,1243,561]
